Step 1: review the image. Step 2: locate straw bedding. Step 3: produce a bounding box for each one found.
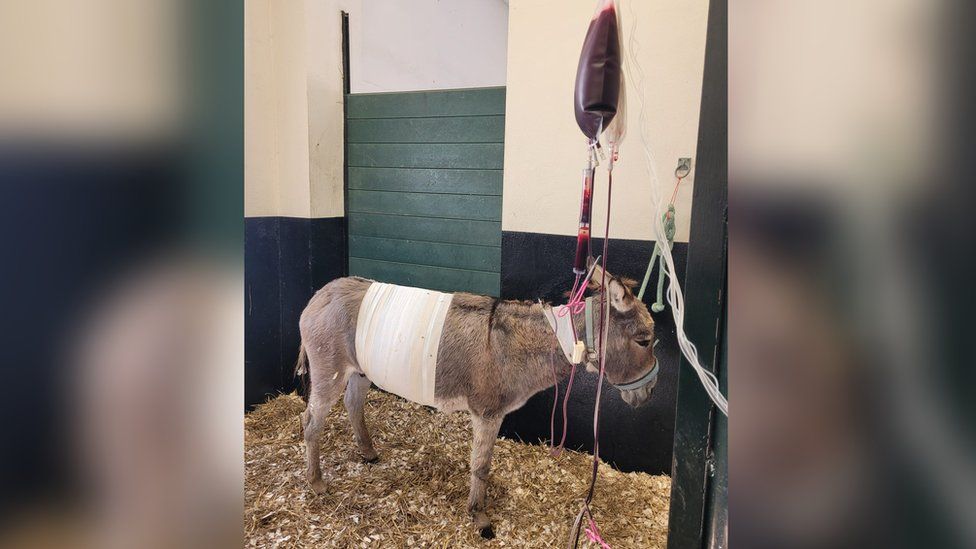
[245,391,670,548]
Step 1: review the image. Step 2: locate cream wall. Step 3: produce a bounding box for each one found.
[245,0,359,219]
[502,0,709,243]
[244,0,278,216]
[305,0,362,218]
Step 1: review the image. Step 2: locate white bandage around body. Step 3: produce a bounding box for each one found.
[354,282,454,406]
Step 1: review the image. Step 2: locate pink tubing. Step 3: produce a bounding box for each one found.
[585,517,612,549]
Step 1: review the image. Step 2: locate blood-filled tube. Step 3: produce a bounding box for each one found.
[573,166,596,275]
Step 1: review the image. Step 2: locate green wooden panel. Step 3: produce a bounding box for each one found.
[349,235,500,273]
[347,87,505,119]
[344,87,503,295]
[348,167,502,195]
[347,116,504,143]
[347,143,503,170]
[348,213,501,247]
[348,190,501,222]
[349,257,500,296]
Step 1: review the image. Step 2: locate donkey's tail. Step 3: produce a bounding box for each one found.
[295,341,308,376]
[295,340,310,402]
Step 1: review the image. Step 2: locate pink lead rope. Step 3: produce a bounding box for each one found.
[585,517,612,549]
[549,256,601,458]
[568,168,614,549]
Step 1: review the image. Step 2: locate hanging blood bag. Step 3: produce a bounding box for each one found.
[574,0,623,142]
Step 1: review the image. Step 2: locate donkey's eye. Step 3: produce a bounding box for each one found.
[635,338,653,347]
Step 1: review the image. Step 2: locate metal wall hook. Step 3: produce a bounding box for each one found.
[675,157,692,179]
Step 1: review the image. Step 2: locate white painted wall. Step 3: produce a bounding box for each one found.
[502,0,709,243]
[351,0,509,93]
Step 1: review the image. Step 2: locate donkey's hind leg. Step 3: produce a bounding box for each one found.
[468,414,503,539]
[303,362,347,495]
[344,373,379,463]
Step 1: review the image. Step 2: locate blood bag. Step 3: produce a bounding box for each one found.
[574,0,623,142]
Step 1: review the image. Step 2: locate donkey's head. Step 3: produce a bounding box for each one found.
[587,264,659,408]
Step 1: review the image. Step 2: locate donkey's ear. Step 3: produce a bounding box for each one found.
[587,264,634,311]
[606,278,634,311]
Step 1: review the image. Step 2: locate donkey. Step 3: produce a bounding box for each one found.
[295,264,658,538]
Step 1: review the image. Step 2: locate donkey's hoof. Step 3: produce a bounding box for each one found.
[364,456,379,464]
[479,526,495,539]
[309,479,328,495]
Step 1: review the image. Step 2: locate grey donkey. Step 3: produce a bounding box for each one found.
[294,264,658,539]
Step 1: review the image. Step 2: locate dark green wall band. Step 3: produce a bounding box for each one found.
[346,87,504,295]
[348,167,502,195]
[347,143,504,170]
[348,212,501,247]
[348,115,505,143]
[349,257,500,296]
[348,190,502,221]
[347,87,506,119]
[349,235,500,272]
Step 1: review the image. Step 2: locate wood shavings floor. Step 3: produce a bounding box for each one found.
[245,392,670,548]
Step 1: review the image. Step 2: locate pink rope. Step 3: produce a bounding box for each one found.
[571,169,614,549]
[555,168,619,549]
[584,517,612,549]
[558,272,591,317]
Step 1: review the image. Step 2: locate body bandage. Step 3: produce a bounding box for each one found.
[354,282,454,406]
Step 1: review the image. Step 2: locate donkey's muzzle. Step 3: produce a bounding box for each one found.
[615,361,659,408]
[619,378,656,408]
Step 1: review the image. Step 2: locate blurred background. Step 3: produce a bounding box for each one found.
[0,0,242,547]
[732,1,976,548]
[0,0,973,547]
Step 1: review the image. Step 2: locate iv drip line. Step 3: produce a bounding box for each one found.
[623,0,727,416]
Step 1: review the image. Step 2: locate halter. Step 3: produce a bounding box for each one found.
[612,361,659,392]
[543,296,660,391]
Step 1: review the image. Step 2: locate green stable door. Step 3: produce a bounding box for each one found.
[345,87,505,296]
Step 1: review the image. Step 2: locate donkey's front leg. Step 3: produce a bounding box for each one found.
[468,413,503,539]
